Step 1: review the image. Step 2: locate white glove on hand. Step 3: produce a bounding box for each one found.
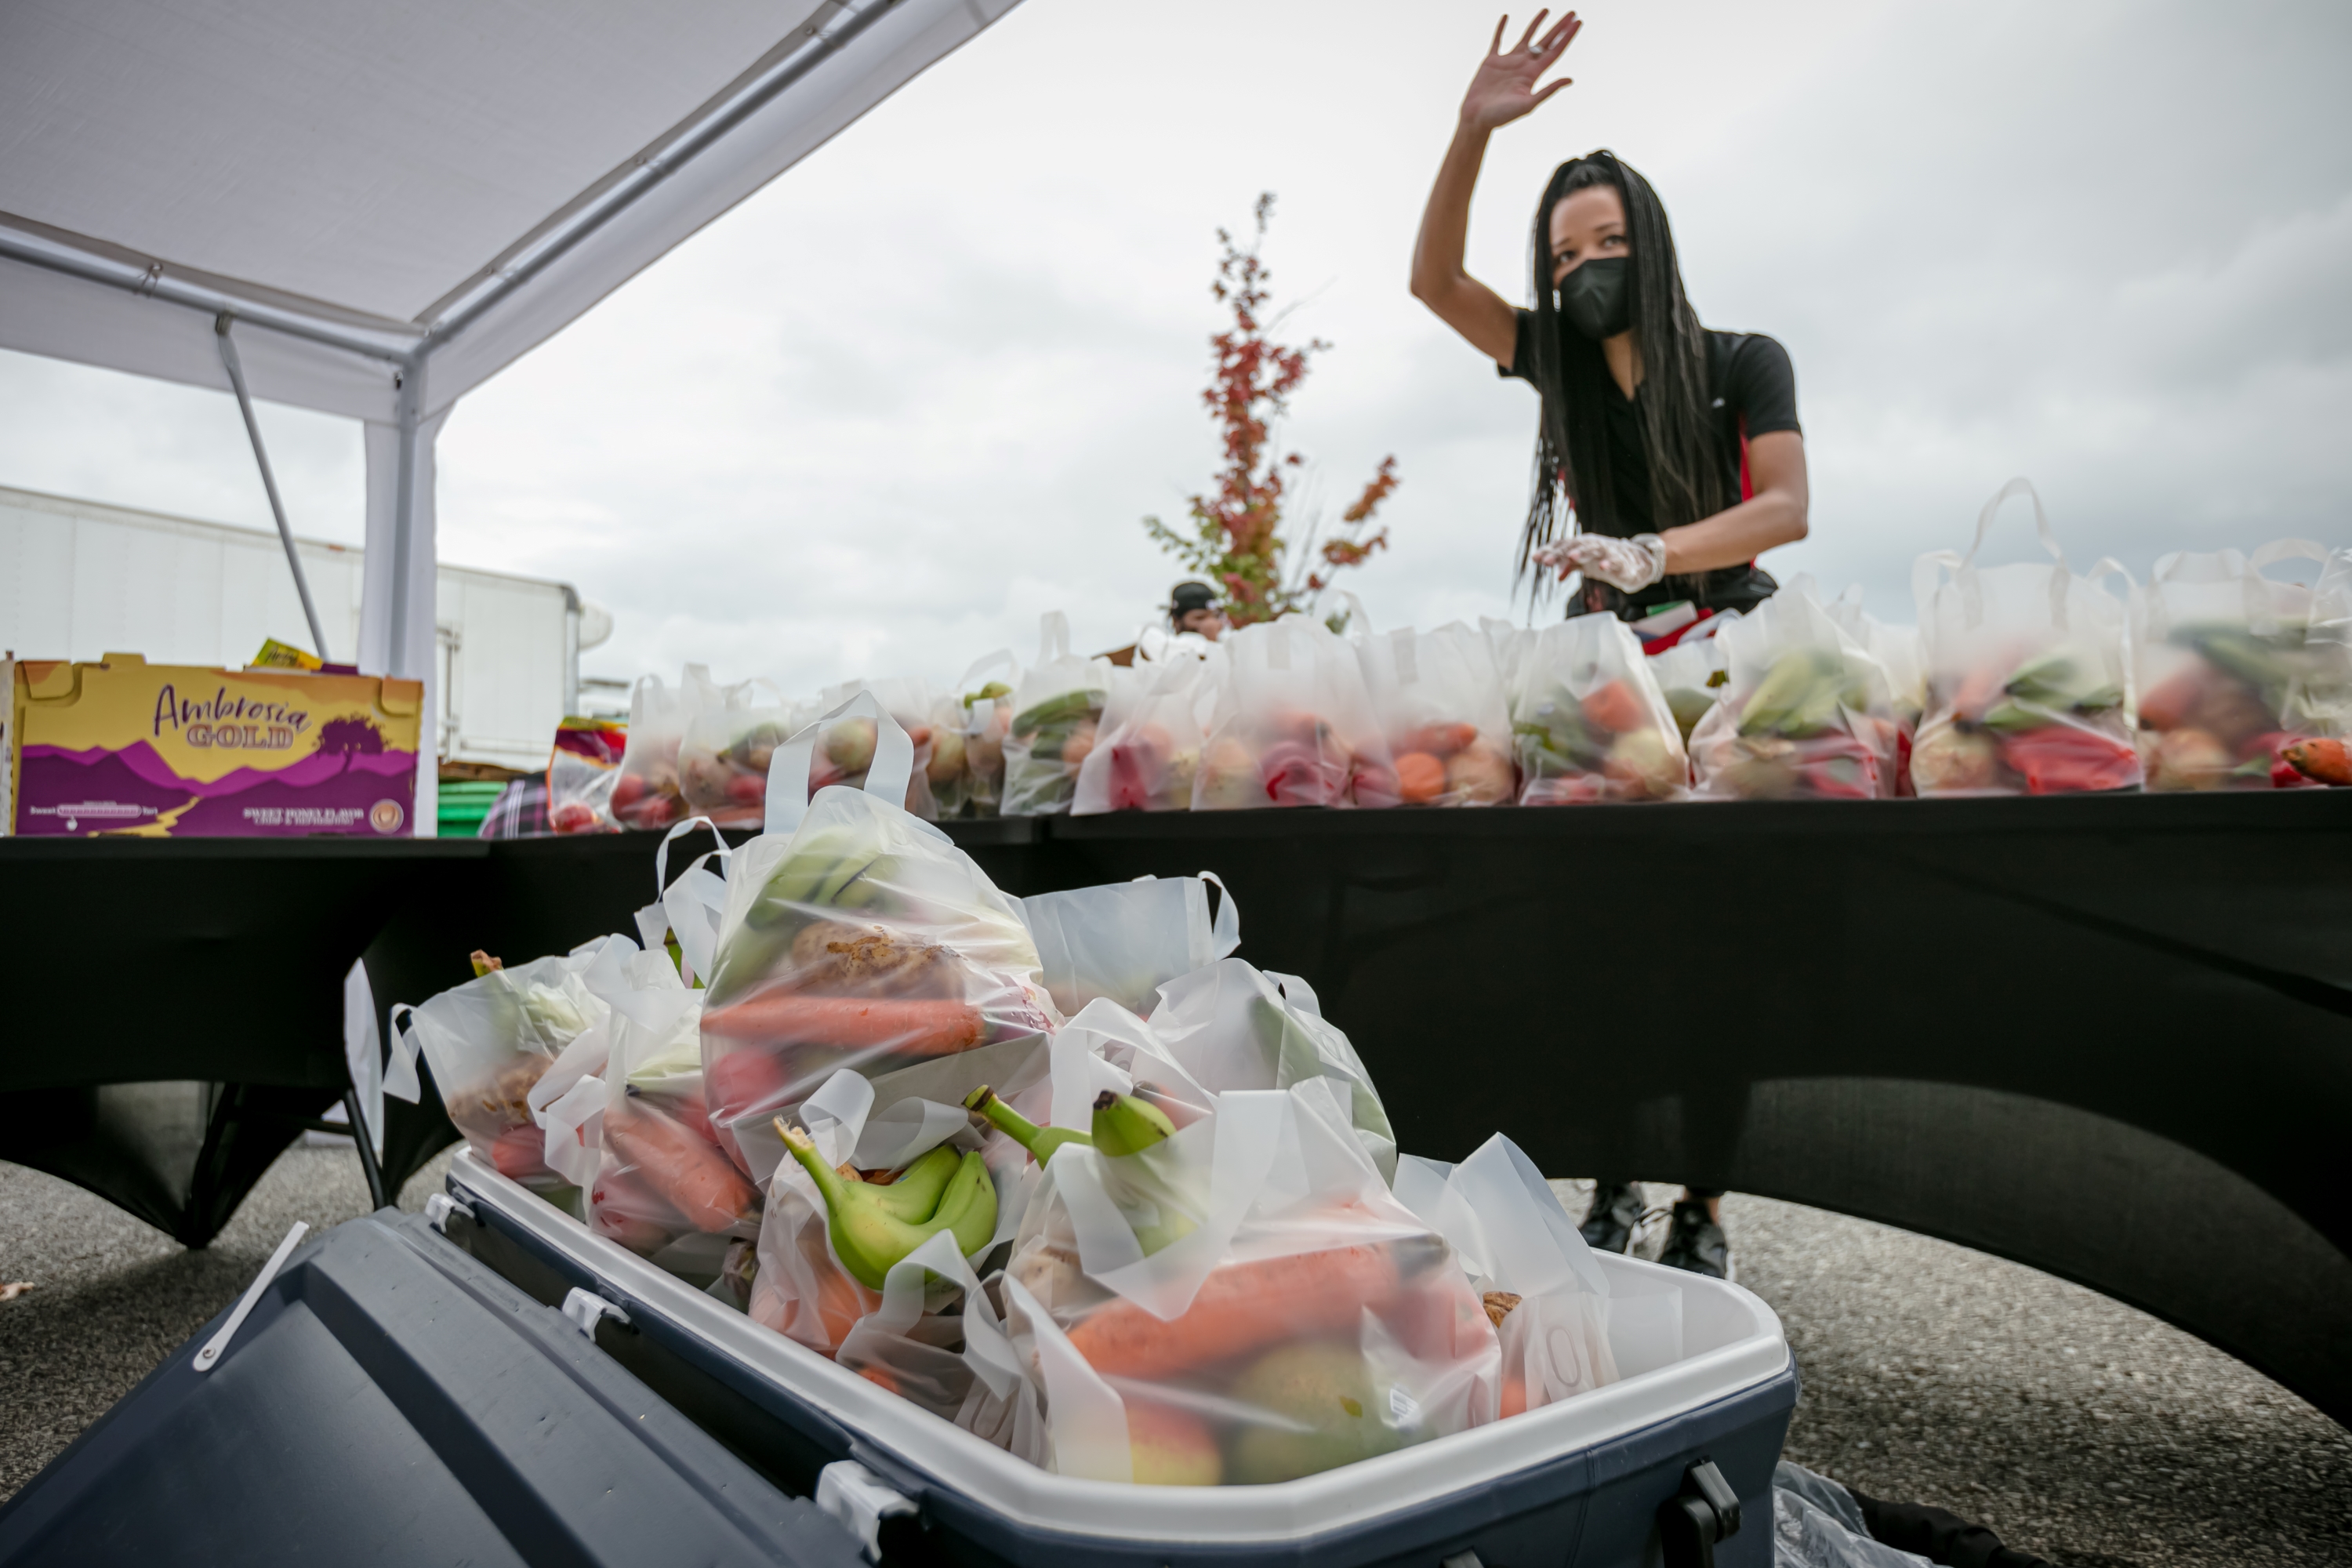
[1532,532,1668,593]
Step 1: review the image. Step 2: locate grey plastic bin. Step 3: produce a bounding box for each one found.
[443,1150,1798,1566]
[0,1208,865,1568]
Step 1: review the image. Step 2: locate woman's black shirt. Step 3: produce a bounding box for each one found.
[1501,310,1800,619]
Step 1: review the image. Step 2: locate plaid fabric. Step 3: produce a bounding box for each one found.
[477,771,553,838]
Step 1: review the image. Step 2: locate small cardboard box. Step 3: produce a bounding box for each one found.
[10,653,424,837]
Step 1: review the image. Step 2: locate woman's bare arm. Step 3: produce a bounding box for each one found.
[1410,12,1581,369]
[1657,430,1809,574]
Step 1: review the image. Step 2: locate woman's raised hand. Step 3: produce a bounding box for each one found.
[1460,11,1581,132]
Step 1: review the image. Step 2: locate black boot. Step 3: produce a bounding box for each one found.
[1578,1181,1645,1254]
[1657,1198,1732,1279]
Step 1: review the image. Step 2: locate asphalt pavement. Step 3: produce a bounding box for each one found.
[3,1153,2345,1566]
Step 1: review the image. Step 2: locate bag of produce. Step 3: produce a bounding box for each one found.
[1394,1138,1636,1418]
[1508,613,1687,804]
[1004,614,1113,817]
[1645,612,1737,743]
[1071,644,1220,815]
[951,650,1020,818]
[2131,540,2351,790]
[833,1229,1047,1462]
[700,693,1059,1178]
[1687,579,1904,800]
[1192,616,1398,810]
[1911,480,2140,796]
[677,681,797,827]
[1357,622,1517,806]
[997,1077,1500,1485]
[612,666,728,830]
[391,942,618,1207]
[547,716,627,834]
[1020,875,1240,1018]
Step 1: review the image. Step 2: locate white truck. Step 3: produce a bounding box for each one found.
[0,484,610,773]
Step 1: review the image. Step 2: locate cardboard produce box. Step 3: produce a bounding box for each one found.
[10,653,423,837]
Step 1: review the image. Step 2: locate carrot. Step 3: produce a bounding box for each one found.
[1394,752,1448,804]
[2285,737,2352,786]
[700,993,985,1055]
[1065,1243,1401,1381]
[604,1098,758,1233]
[1501,1377,1528,1419]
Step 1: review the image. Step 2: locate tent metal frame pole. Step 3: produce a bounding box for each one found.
[419,0,897,351]
[0,227,420,368]
[215,314,332,661]
[387,366,423,681]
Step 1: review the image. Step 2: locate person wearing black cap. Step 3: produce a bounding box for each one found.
[1169,581,1230,642]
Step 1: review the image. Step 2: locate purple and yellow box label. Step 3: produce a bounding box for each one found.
[9,654,423,837]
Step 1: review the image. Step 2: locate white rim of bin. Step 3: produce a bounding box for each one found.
[448,1149,1792,1546]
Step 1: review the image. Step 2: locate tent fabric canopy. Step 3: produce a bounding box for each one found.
[0,0,1018,830]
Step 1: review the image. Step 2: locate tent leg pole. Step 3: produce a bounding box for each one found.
[215,314,332,662]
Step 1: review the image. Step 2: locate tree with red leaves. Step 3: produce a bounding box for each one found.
[1143,194,1400,628]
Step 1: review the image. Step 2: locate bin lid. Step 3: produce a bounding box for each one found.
[0,1211,866,1568]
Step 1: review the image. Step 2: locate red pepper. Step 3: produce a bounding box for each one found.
[1999,724,2142,794]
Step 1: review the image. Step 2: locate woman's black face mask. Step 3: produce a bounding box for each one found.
[1555,256,1630,340]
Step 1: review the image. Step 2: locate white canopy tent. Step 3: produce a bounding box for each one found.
[0,0,1020,829]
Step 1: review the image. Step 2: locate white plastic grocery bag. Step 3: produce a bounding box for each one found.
[1912,480,2140,796]
[390,939,619,1203]
[1687,578,1904,800]
[700,691,1058,1176]
[2131,540,2350,790]
[951,649,1021,818]
[1357,622,1517,807]
[1192,615,1397,809]
[1394,1137,1650,1417]
[1071,644,1221,815]
[999,1079,1500,1486]
[1003,614,1113,817]
[1645,611,1737,742]
[1019,875,1240,1018]
[1508,612,1687,804]
[833,1229,1047,1464]
[677,680,795,826]
[613,665,728,830]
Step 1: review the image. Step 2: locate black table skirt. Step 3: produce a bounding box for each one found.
[4,792,2347,1424]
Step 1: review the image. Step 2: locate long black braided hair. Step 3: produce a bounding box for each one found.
[1516,151,1726,597]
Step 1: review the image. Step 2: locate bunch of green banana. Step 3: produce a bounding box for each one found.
[965,1084,1094,1166]
[962,680,1012,712]
[777,1119,998,1290]
[1090,1091,1196,1254]
[1737,648,1856,739]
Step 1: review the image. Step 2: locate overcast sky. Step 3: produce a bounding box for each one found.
[2,0,2347,698]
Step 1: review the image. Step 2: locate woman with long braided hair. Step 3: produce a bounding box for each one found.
[1410,11,1812,1279]
[1410,10,1809,637]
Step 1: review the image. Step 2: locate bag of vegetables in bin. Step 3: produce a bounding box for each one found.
[2131,540,2352,789]
[1395,1136,1639,1418]
[1019,874,1240,1018]
[1357,621,1517,806]
[391,942,619,1206]
[996,1077,1499,1485]
[1192,615,1399,809]
[1911,479,2140,796]
[753,1065,1032,1367]
[612,665,728,830]
[699,692,1059,1178]
[1071,643,1220,815]
[1508,612,1687,803]
[1687,579,1903,800]
[1003,613,1113,816]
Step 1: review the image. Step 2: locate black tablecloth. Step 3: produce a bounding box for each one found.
[4,793,2347,1424]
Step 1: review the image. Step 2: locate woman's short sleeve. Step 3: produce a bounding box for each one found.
[1497,309,1537,383]
[1724,333,1800,437]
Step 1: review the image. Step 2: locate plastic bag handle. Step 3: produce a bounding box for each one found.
[654,815,731,899]
[764,688,916,836]
[384,1003,421,1103]
[2249,538,2329,575]
[1198,870,1242,960]
[1332,590,1375,638]
[957,647,1018,693]
[1037,610,1072,666]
